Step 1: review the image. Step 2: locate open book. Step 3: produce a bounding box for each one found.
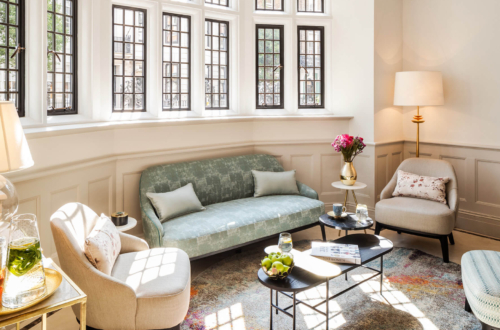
[311,242,361,265]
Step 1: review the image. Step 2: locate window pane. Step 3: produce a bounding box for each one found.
[47,0,76,115]
[256,0,283,11]
[205,0,229,7]
[298,26,324,108]
[297,0,323,12]
[205,19,229,110]
[113,5,147,112]
[256,25,284,109]
[1,0,23,116]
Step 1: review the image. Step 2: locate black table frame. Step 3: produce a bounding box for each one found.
[267,255,386,330]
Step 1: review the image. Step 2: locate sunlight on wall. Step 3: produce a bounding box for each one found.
[204,303,246,330]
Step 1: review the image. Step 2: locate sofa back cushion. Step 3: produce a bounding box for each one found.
[140,154,284,207]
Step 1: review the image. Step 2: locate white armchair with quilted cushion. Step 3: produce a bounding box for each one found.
[375,158,459,263]
[50,203,191,330]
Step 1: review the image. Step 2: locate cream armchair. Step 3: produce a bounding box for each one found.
[375,158,459,263]
[50,203,191,330]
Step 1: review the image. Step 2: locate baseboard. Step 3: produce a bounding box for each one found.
[456,210,500,239]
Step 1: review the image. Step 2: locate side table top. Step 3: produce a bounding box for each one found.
[116,217,137,232]
[257,234,393,293]
[319,213,373,231]
[331,181,367,190]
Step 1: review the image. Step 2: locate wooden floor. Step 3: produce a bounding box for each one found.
[14,226,500,330]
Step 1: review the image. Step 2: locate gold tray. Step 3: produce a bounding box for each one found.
[0,268,63,315]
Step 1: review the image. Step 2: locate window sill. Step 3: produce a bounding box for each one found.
[23,114,354,139]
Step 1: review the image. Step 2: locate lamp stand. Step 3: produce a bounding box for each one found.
[412,106,425,157]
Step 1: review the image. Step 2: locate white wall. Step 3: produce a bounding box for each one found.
[402,0,500,148]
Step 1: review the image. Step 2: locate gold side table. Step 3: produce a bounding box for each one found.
[331,181,368,236]
[0,258,87,330]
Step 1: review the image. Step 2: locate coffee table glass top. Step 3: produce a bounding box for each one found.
[319,213,373,231]
[257,234,393,292]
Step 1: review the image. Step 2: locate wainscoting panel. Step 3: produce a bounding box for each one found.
[290,155,314,187]
[476,160,500,208]
[440,156,467,202]
[88,176,113,216]
[374,142,404,201]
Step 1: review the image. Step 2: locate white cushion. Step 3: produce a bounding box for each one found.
[147,183,205,222]
[392,170,449,204]
[84,215,121,275]
[252,170,299,197]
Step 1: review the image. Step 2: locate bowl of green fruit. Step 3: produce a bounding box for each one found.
[261,251,294,280]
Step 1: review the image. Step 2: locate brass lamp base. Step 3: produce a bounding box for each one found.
[411,106,425,157]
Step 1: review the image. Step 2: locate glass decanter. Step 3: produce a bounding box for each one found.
[3,214,46,309]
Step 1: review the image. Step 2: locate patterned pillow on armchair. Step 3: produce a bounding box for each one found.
[392,170,450,204]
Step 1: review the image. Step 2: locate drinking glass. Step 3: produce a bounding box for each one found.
[356,204,369,223]
[3,214,46,309]
[278,232,293,254]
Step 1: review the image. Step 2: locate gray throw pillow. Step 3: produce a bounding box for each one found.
[147,183,205,222]
[252,170,300,197]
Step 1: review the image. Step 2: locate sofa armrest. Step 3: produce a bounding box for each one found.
[140,199,164,248]
[297,181,319,200]
[119,232,149,254]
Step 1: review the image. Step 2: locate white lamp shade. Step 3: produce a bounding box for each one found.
[0,102,33,173]
[394,71,444,106]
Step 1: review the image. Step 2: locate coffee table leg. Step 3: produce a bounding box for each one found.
[276,290,279,315]
[380,255,384,294]
[270,289,273,330]
[320,223,326,242]
[293,292,296,330]
[326,280,329,329]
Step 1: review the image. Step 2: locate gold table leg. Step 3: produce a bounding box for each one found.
[80,301,87,330]
[41,313,47,330]
[16,323,20,330]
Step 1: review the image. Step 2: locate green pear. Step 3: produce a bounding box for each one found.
[272,261,284,273]
[282,255,293,266]
[261,258,272,270]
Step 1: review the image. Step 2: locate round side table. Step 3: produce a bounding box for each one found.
[331,181,367,236]
[115,217,137,232]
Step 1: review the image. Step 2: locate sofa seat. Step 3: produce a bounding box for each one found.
[162,195,324,258]
[462,250,500,328]
[375,197,455,235]
[111,248,191,329]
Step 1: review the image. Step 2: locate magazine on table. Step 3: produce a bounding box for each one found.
[311,242,361,265]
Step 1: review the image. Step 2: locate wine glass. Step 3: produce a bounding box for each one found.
[278,232,293,254]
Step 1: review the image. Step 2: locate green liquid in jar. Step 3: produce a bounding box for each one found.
[7,238,42,277]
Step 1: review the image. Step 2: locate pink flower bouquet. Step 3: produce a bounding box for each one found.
[331,134,366,162]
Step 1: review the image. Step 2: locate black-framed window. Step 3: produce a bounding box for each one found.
[0,0,24,117]
[47,0,77,116]
[298,26,324,108]
[112,6,146,112]
[256,0,283,11]
[205,19,229,110]
[256,25,283,109]
[205,0,228,7]
[162,13,191,111]
[297,0,323,13]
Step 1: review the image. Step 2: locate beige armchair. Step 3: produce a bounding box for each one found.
[375,158,459,263]
[50,203,191,330]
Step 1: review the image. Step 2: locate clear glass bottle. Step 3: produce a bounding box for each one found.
[2,214,46,309]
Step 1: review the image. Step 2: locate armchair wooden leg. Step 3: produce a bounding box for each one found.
[374,222,382,236]
[449,232,455,245]
[465,297,472,313]
[440,236,450,263]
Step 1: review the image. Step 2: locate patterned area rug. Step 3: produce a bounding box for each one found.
[183,240,480,330]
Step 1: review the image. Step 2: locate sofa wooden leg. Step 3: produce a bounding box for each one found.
[397,231,401,234]
[374,222,382,236]
[162,324,181,330]
[76,318,101,330]
[440,236,449,263]
[449,232,455,245]
[465,297,472,313]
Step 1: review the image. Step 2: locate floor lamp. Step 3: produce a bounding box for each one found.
[394,71,444,157]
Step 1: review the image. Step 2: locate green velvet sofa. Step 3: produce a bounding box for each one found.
[139,154,325,259]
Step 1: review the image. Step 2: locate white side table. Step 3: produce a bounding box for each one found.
[331,181,368,236]
[115,217,138,232]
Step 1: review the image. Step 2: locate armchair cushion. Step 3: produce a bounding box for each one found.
[84,215,121,275]
[393,170,449,204]
[111,248,191,329]
[375,197,455,235]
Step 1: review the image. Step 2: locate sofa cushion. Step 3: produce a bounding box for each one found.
[375,197,454,235]
[252,170,300,197]
[162,195,325,258]
[111,248,191,329]
[147,183,205,222]
[462,250,500,328]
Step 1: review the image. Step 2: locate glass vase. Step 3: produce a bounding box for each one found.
[2,214,46,309]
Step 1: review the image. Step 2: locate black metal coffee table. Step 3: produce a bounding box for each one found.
[319,213,374,241]
[257,234,393,330]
